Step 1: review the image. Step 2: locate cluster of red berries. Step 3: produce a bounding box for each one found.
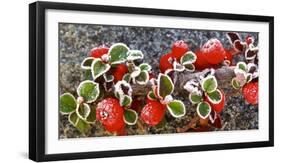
[160,39,233,73]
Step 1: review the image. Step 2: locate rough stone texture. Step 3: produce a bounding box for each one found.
[59,23,258,138]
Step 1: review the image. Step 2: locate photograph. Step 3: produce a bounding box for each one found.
[59,23,259,138]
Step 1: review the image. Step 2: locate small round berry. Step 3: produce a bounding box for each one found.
[90,46,109,59]
[96,98,125,132]
[201,38,226,64]
[242,82,258,105]
[194,50,211,70]
[111,64,128,83]
[141,100,166,126]
[171,40,189,61]
[159,53,173,73]
[245,35,254,45]
[224,49,234,65]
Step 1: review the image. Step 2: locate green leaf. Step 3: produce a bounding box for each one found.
[127,50,144,61]
[206,89,222,104]
[147,91,157,100]
[197,101,211,119]
[84,69,92,80]
[108,43,129,64]
[236,61,247,72]
[122,73,131,83]
[81,57,94,69]
[135,71,149,85]
[231,78,241,89]
[139,63,152,71]
[77,80,100,103]
[68,111,79,126]
[60,93,77,114]
[75,118,90,133]
[246,73,253,83]
[123,109,138,125]
[120,95,132,107]
[180,51,197,65]
[76,103,91,120]
[202,75,218,93]
[86,105,96,124]
[103,73,114,82]
[158,74,174,99]
[184,64,195,72]
[68,111,91,133]
[167,100,186,118]
[189,91,202,104]
[91,59,110,80]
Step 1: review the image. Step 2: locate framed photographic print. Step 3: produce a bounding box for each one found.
[29,1,274,162]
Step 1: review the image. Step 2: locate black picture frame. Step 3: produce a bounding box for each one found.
[29,1,274,162]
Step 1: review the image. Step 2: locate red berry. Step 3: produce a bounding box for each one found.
[159,53,173,73]
[90,46,109,58]
[96,98,125,132]
[242,82,258,105]
[111,64,128,83]
[201,39,226,64]
[205,89,225,113]
[194,50,211,70]
[171,40,189,61]
[224,49,234,65]
[141,100,166,126]
[245,35,254,45]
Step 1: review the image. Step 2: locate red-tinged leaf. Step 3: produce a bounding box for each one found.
[245,48,258,60]
[234,40,246,52]
[209,110,222,128]
[213,114,222,128]
[227,32,241,44]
